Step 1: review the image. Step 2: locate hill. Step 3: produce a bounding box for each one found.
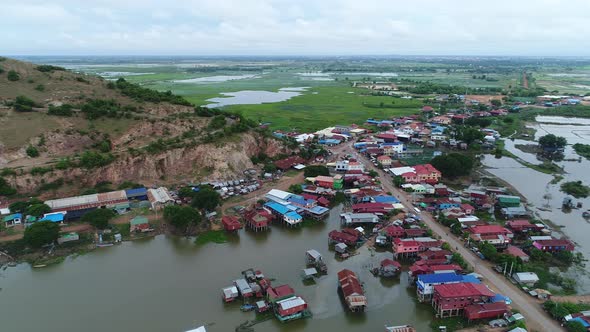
[0,57,288,196]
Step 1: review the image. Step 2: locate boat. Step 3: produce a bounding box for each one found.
[583,211,590,219]
[385,325,416,332]
[32,264,47,268]
[240,304,256,312]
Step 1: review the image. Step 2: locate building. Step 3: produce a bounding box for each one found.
[274,156,306,171]
[221,215,242,231]
[533,238,575,252]
[408,264,463,280]
[315,175,343,189]
[267,285,295,303]
[2,213,22,227]
[416,272,480,302]
[393,238,421,258]
[147,187,174,210]
[340,212,379,225]
[392,164,441,184]
[432,282,495,317]
[377,155,393,167]
[335,160,365,173]
[329,230,359,246]
[244,209,272,231]
[513,272,539,286]
[506,219,540,233]
[39,212,65,223]
[464,302,509,321]
[467,225,513,247]
[274,296,309,322]
[125,187,148,201]
[383,225,405,239]
[264,202,303,227]
[337,269,367,312]
[45,190,129,220]
[501,205,529,218]
[497,195,521,208]
[130,215,150,233]
[505,245,530,262]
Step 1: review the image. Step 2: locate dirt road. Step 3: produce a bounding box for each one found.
[333,142,562,332]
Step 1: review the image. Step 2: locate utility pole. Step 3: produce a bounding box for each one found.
[508,261,514,277]
[503,261,508,275]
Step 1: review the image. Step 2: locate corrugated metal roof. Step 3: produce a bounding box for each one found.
[267,189,292,200]
[45,193,99,210]
[277,296,306,310]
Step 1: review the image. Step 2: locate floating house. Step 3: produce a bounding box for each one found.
[221,215,242,231]
[375,259,401,278]
[274,296,309,322]
[234,279,254,298]
[244,209,272,232]
[329,230,359,246]
[340,212,379,225]
[337,269,367,312]
[221,285,239,302]
[267,285,295,304]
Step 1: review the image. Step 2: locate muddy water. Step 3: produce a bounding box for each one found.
[483,116,590,291]
[0,206,432,332]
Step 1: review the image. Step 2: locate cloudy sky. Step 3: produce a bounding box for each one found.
[2,0,590,56]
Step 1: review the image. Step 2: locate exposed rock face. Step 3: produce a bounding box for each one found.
[8,133,288,193]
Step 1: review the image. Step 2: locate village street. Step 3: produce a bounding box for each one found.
[332,140,562,332]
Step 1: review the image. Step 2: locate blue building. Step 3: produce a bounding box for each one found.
[125,187,148,201]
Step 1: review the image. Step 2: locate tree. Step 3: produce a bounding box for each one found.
[431,153,474,178]
[23,221,60,248]
[81,209,116,229]
[566,321,587,332]
[14,95,37,112]
[465,117,492,128]
[455,126,485,144]
[0,177,16,196]
[9,201,29,213]
[192,187,221,211]
[26,145,40,158]
[490,99,502,107]
[368,170,378,178]
[289,184,303,194]
[79,151,115,168]
[163,205,201,230]
[262,163,277,173]
[7,70,20,81]
[303,165,330,177]
[478,241,498,261]
[539,134,567,150]
[26,203,51,218]
[178,187,196,199]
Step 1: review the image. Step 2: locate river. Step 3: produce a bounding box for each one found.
[0,206,433,332]
[482,116,590,292]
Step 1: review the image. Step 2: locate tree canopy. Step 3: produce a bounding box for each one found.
[163,205,201,230]
[23,221,60,248]
[191,187,221,211]
[455,126,485,144]
[539,134,567,150]
[26,204,51,218]
[81,208,116,229]
[303,165,330,177]
[0,177,16,196]
[430,153,474,178]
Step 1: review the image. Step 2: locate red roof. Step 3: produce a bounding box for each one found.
[329,230,358,245]
[221,216,242,231]
[422,106,434,112]
[404,228,426,237]
[467,225,512,235]
[377,155,392,161]
[534,239,574,249]
[464,302,509,320]
[505,245,529,258]
[380,259,401,268]
[274,156,306,170]
[434,282,494,298]
[376,133,397,140]
[337,269,364,297]
[384,225,405,237]
[267,285,295,300]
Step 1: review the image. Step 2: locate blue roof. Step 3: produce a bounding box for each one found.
[125,187,147,196]
[284,211,302,220]
[373,195,400,204]
[319,139,341,144]
[265,202,290,215]
[287,196,309,206]
[307,205,329,215]
[491,294,512,305]
[40,214,64,223]
[572,317,590,327]
[462,274,482,284]
[417,272,464,285]
[3,213,22,221]
[381,142,403,146]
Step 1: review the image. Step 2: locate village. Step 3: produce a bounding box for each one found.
[1,95,587,332]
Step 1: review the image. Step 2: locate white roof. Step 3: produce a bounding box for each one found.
[267,189,292,200]
[515,272,539,282]
[185,327,206,332]
[45,193,99,209]
[277,296,306,310]
[389,166,415,176]
[0,208,10,215]
[458,216,480,223]
[293,164,306,170]
[148,187,173,203]
[530,235,553,241]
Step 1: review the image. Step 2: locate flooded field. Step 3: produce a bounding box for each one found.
[0,206,432,332]
[173,74,260,84]
[205,88,308,108]
[483,116,590,291]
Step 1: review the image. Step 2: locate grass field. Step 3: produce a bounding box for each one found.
[0,112,61,149]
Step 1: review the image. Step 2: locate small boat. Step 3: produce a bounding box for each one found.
[240,304,256,312]
[385,325,416,332]
[32,264,47,268]
[583,211,590,219]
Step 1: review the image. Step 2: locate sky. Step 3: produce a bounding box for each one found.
[2,0,590,56]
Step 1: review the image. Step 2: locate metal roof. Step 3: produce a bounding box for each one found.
[277,296,306,310]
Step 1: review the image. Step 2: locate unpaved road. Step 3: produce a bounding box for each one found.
[332,141,562,332]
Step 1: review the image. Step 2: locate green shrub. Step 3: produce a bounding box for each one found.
[36,65,66,72]
[26,145,40,158]
[34,84,45,92]
[48,104,74,116]
[7,70,20,81]
[13,95,37,112]
[79,151,115,168]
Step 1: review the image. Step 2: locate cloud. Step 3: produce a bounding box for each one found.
[1,0,590,55]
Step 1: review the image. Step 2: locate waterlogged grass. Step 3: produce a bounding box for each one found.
[195,230,229,245]
[573,143,590,160]
[561,181,590,198]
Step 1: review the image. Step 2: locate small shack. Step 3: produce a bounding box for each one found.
[221,285,239,302]
[130,216,151,233]
[301,268,318,281]
[221,216,242,231]
[375,259,401,278]
[57,232,79,244]
[335,243,348,254]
